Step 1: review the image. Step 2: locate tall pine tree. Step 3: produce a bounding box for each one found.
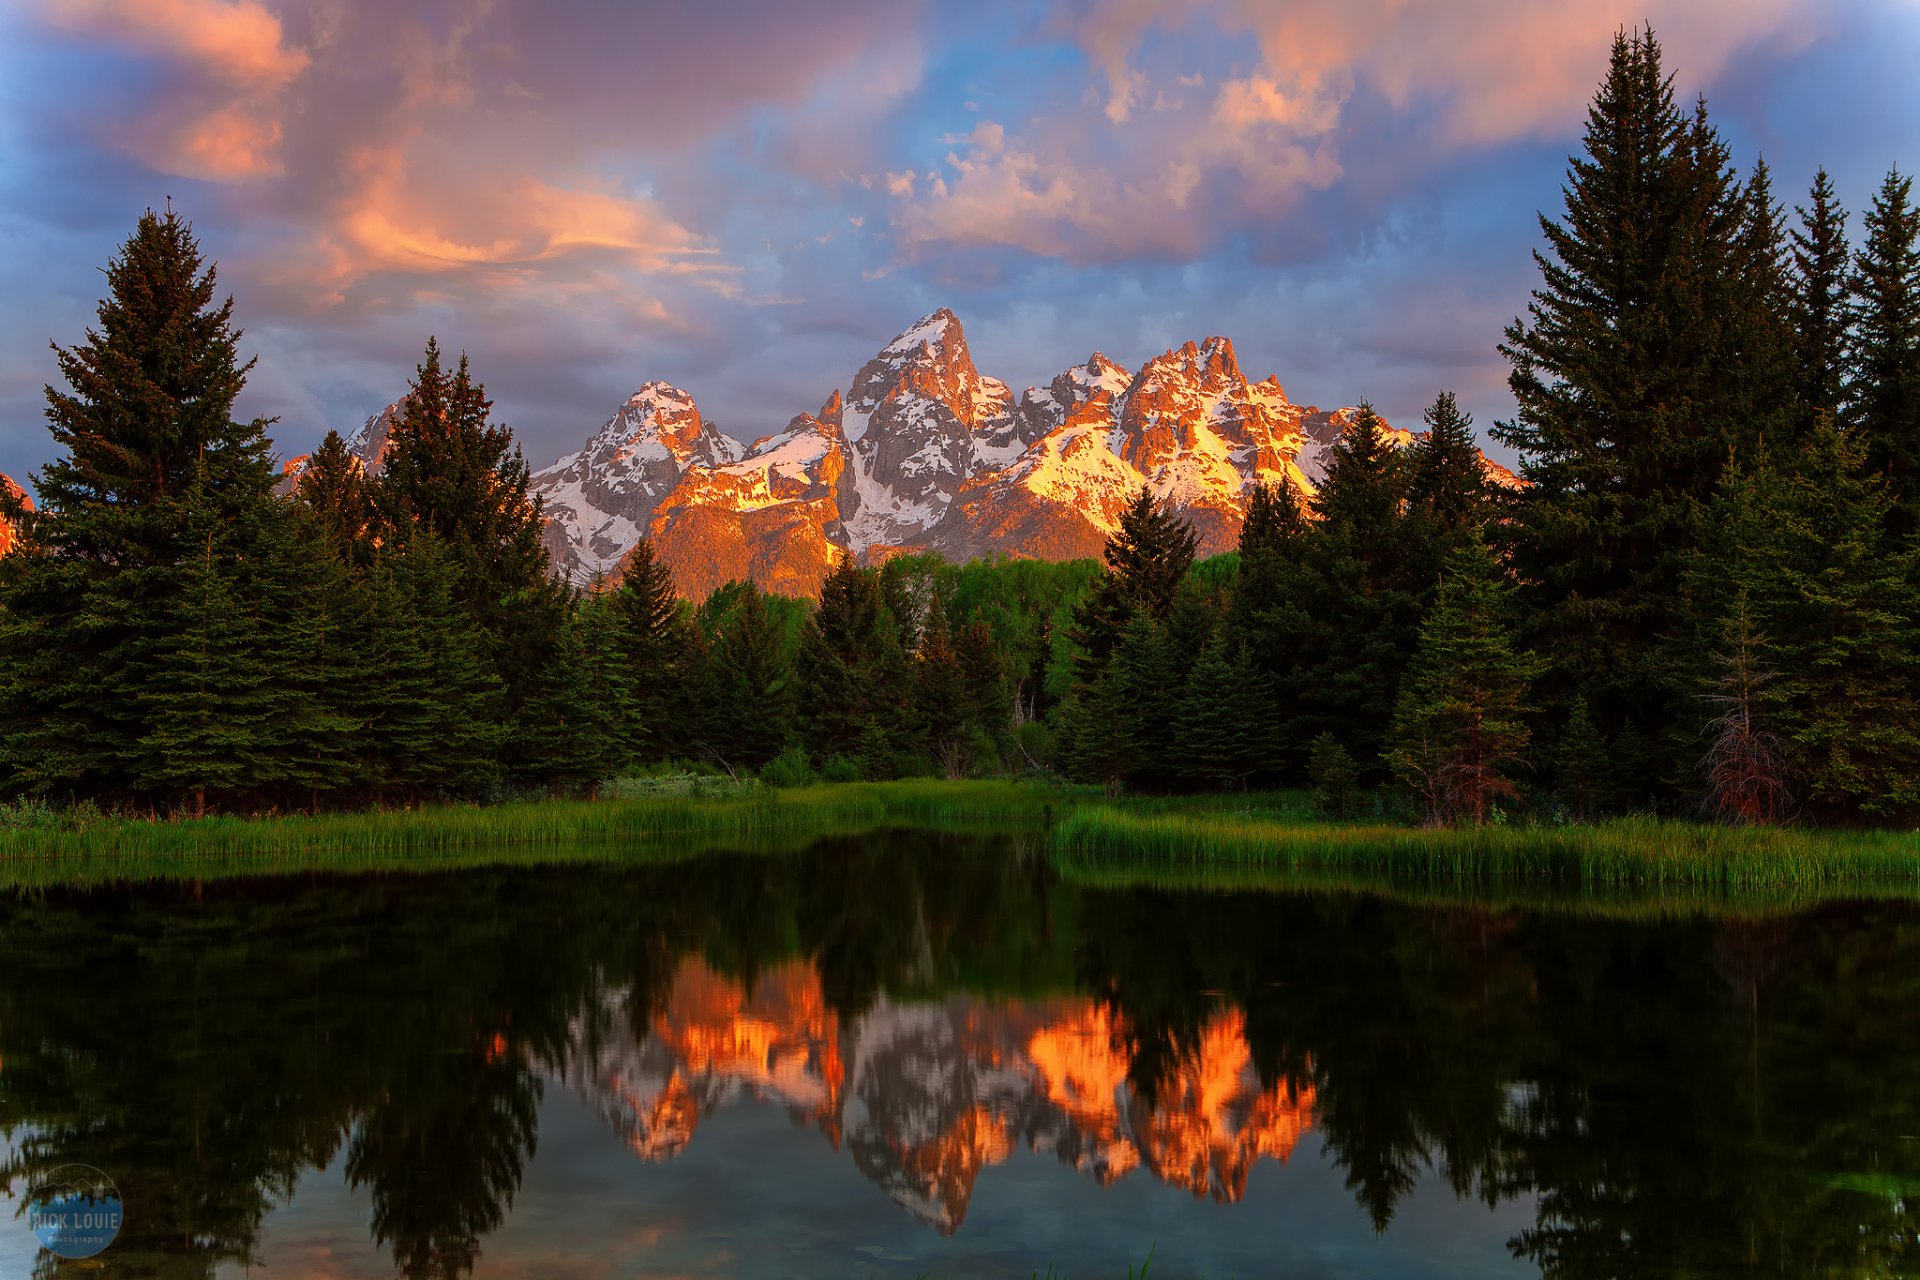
[1847,168,1920,530]
[0,207,279,804]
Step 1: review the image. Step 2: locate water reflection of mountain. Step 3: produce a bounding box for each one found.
[558,958,1315,1232]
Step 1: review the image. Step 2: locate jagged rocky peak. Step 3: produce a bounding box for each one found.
[0,472,31,558]
[837,309,1025,553]
[533,381,748,583]
[1020,352,1135,434]
[344,402,402,473]
[275,400,401,495]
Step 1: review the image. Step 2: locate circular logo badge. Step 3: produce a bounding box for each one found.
[26,1164,123,1260]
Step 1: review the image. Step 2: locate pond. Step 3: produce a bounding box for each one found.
[0,830,1914,1277]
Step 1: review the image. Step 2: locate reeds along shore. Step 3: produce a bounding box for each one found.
[1,781,1917,902]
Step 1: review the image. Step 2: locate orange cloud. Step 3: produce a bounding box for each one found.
[895,0,1820,261]
[44,0,308,85]
[173,101,286,179]
[44,0,309,181]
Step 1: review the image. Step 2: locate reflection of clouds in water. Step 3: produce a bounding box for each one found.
[550,956,1316,1235]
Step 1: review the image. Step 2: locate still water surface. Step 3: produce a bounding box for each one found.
[0,831,1914,1277]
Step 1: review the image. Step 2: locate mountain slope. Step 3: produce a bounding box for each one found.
[320,309,1516,594]
[0,473,30,558]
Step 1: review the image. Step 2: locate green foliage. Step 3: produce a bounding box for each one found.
[1308,733,1360,819]
[1070,486,1199,686]
[1788,168,1851,422]
[1690,423,1920,821]
[1551,697,1613,822]
[1385,544,1541,827]
[1847,168,1920,530]
[759,744,814,788]
[1494,28,1782,802]
[0,206,280,808]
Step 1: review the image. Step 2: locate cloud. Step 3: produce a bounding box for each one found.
[45,0,309,84]
[889,0,1823,263]
[43,0,311,180]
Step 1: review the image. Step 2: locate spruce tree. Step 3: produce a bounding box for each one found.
[1069,486,1198,686]
[1175,633,1265,791]
[1386,544,1541,827]
[1551,697,1613,822]
[1847,168,1920,529]
[1694,424,1920,821]
[251,503,365,807]
[374,337,558,783]
[1272,405,1422,776]
[705,582,798,772]
[0,207,278,804]
[136,493,274,816]
[609,539,694,762]
[1405,391,1490,539]
[1307,732,1360,819]
[912,600,973,778]
[296,429,375,563]
[1494,28,1759,801]
[1788,169,1852,422]
[798,560,909,762]
[955,620,1014,770]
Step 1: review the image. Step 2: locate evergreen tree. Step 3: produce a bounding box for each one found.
[912,600,973,778]
[296,430,375,564]
[1069,486,1198,685]
[1693,424,1920,821]
[609,539,694,762]
[955,619,1014,770]
[798,560,909,762]
[1494,28,1760,801]
[1269,405,1423,776]
[1847,168,1920,529]
[1386,544,1541,827]
[570,587,642,788]
[1726,155,1799,457]
[1059,667,1131,798]
[374,338,560,785]
[1307,733,1360,819]
[1788,168,1852,422]
[1176,633,1266,791]
[1551,697,1613,822]
[705,582,798,772]
[0,207,278,804]
[250,504,365,807]
[1405,391,1490,539]
[1696,595,1792,824]
[136,496,274,816]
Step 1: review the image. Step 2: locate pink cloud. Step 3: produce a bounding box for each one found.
[894,0,1822,261]
[46,0,309,84]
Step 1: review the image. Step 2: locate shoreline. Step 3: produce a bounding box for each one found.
[2,781,1915,910]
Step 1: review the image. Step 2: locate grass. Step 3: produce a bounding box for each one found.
[0,780,1061,888]
[1049,807,1920,898]
[2,779,1917,910]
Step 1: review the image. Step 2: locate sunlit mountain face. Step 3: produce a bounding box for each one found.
[556,957,1315,1232]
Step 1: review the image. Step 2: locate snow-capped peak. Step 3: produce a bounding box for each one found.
[882,308,962,358]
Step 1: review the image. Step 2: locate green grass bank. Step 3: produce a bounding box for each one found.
[1,780,1916,905]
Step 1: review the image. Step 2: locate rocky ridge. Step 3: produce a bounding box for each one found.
[0,473,30,557]
[316,309,1513,594]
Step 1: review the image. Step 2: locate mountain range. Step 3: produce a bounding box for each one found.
[523,309,1514,595]
[19,309,1513,592]
[555,956,1315,1235]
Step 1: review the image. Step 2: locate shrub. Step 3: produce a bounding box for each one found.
[759,744,815,789]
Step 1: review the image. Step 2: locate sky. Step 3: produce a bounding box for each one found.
[2,0,1917,484]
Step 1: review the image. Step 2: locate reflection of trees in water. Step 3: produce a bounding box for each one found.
[0,841,1914,1277]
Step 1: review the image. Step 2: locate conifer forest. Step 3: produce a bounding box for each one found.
[1,30,1916,832]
